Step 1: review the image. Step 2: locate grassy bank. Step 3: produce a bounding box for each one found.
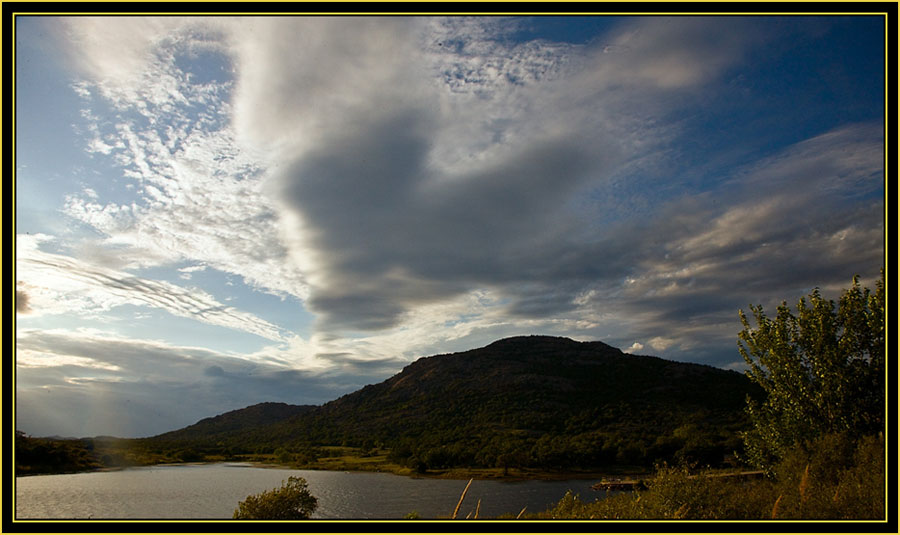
[516,433,885,520]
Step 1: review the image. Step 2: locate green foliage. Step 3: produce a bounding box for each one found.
[233,476,318,520]
[737,271,884,471]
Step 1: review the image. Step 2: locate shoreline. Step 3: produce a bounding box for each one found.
[245,460,646,483]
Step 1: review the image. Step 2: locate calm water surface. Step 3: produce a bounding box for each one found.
[15,463,605,519]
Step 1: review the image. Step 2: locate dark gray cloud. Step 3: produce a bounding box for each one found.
[315,352,409,375]
[266,17,877,346]
[279,107,617,332]
[203,365,225,377]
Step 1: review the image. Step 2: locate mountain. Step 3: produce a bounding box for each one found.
[144,336,761,470]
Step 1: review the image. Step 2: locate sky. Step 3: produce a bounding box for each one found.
[14,15,885,438]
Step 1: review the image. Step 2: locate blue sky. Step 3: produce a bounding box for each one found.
[15,16,885,438]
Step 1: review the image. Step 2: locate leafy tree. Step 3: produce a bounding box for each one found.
[233,476,318,520]
[737,271,884,471]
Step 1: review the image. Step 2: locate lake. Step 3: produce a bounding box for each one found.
[15,463,607,520]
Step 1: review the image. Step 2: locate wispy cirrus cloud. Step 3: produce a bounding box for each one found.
[61,17,308,303]
[16,234,291,343]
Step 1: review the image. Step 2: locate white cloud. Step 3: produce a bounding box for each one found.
[582,16,766,90]
[16,350,123,372]
[648,336,676,352]
[178,264,207,280]
[229,17,428,161]
[61,17,233,111]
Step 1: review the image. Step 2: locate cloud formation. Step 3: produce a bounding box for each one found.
[242,17,883,345]
[49,16,886,351]
[15,15,884,437]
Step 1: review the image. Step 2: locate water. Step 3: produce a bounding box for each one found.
[15,463,606,520]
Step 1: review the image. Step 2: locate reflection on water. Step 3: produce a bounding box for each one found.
[15,463,604,519]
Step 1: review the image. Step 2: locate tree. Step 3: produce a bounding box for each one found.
[233,476,318,520]
[737,270,884,471]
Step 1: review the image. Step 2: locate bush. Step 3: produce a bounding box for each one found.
[233,476,318,520]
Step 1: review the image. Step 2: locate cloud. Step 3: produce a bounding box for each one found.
[247,17,736,335]
[647,337,676,352]
[53,15,782,346]
[591,16,767,89]
[203,364,225,377]
[16,234,291,343]
[276,108,612,332]
[570,122,884,363]
[59,17,309,305]
[60,17,233,110]
[178,264,207,280]
[34,15,884,381]
[230,17,429,161]
[221,16,883,360]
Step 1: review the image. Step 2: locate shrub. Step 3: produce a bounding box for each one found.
[233,476,318,520]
